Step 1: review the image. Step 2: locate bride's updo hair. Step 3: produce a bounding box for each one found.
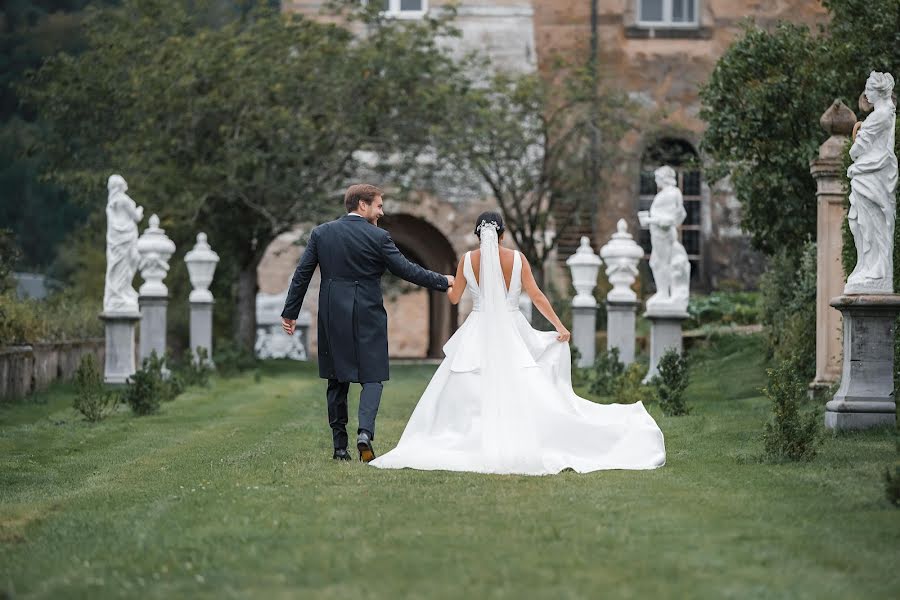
[474,211,505,239]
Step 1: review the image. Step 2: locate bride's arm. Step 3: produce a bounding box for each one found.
[447,255,467,305]
[520,255,571,342]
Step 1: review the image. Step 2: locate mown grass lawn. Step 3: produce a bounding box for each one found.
[1,334,897,599]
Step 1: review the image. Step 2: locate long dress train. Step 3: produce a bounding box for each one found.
[371,224,665,475]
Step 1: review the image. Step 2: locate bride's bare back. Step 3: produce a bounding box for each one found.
[447,244,570,342]
[469,247,516,290]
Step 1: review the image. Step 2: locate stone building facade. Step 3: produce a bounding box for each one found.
[258,0,829,359]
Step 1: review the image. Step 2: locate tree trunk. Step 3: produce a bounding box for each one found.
[235,262,258,353]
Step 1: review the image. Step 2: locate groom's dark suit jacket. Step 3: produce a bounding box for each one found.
[281,215,449,383]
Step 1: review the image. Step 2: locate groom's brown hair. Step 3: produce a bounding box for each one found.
[344,184,383,212]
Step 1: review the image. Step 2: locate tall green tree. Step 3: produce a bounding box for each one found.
[700,0,900,257]
[432,67,631,286]
[22,0,471,349]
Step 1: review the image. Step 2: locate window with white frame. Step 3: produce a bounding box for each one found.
[637,0,698,27]
[373,0,428,19]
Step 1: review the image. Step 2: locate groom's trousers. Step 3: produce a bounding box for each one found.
[326,379,383,449]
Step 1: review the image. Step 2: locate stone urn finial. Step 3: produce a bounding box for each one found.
[136,214,176,297]
[185,232,220,303]
[820,99,857,137]
[817,99,858,161]
[566,236,603,308]
[600,219,644,302]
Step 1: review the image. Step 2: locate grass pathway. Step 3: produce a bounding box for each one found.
[1,335,897,599]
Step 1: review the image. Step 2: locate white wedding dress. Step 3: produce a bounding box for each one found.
[370,223,665,476]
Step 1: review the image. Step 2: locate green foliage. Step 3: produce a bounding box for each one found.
[433,65,633,281]
[701,0,900,258]
[758,241,817,381]
[699,22,826,255]
[762,360,820,462]
[655,349,691,416]
[886,458,900,507]
[21,0,474,350]
[612,362,657,406]
[174,347,212,388]
[585,347,625,396]
[0,228,20,292]
[121,351,178,415]
[213,341,258,377]
[0,288,101,345]
[685,291,760,330]
[72,353,116,422]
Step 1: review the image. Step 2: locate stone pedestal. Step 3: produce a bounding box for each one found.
[99,311,140,384]
[572,306,597,368]
[139,296,168,364]
[825,294,900,430]
[644,311,688,383]
[606,299,639,365]
[190,301,214,365]
[811,100,856,393]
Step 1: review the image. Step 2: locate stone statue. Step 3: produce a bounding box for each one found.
[845,71,897,295]
[103,174,143,314]
[638,165,691,313]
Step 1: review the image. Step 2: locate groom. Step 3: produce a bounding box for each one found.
[281,184,454,462]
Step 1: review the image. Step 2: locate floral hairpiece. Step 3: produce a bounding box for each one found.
[476,220,500,234]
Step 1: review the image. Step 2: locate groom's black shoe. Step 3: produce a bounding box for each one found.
[357,431,376,463]
[333,448,351,461]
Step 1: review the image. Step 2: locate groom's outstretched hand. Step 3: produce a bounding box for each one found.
[282,318,296,336]
[445,275,455,288]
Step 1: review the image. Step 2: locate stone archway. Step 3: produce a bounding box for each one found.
[379,213,459,358]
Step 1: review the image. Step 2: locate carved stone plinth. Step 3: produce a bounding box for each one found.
[825,294,900,430]
[139,295,168,370]
[99,311,140,384]
[606,299,639,366]
[644,311,688,383]
[190,301,214,366]
[572,306,597,368]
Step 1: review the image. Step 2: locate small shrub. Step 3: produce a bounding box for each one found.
[73,354,116,422]
[183,347,212,387]
[655,349,691,416]
[121,351,167,415]
[570,344,582,383]
[170,347,212,388]
[885,464,900,507]
[613,362,656,405]
[586,347,625,396]
[214,341,258,377]
[762,360,819,462]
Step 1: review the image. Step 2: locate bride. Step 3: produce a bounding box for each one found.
[370,212,666,475]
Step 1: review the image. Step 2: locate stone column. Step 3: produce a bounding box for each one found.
[136,215,175,367]
[826,295,900,429]
[810,100,856,394]
[185,233,220,365]
[566,237,603,367]
[600,220,644,365]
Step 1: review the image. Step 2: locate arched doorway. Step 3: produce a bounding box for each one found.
[379,214,459,358]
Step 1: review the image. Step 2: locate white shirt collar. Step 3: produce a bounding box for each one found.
[346,213,365,218]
